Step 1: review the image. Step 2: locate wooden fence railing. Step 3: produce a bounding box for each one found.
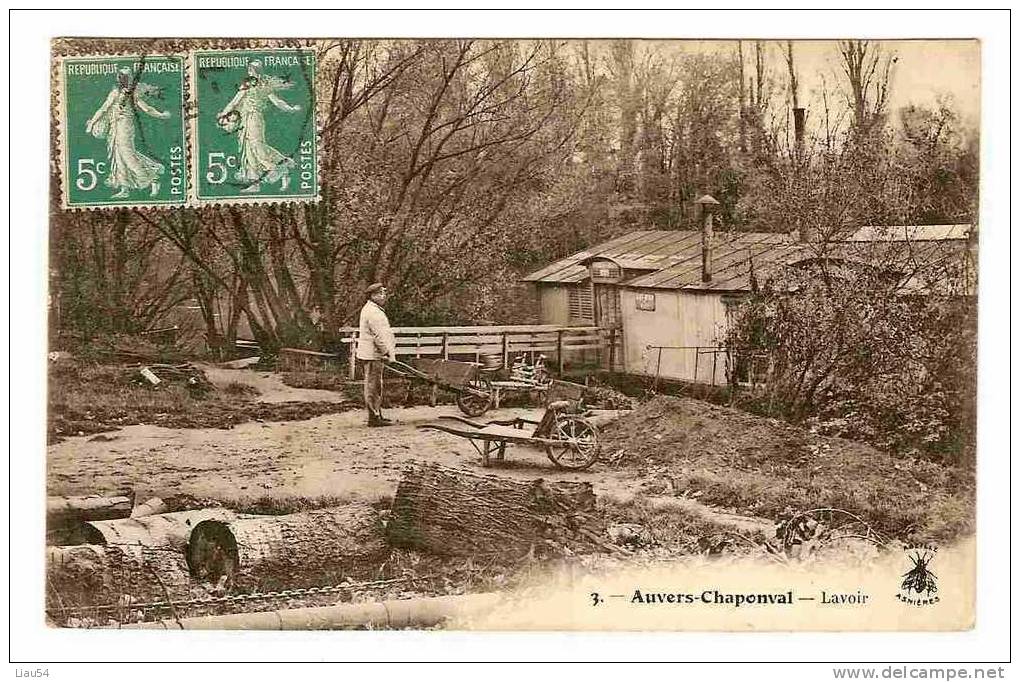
[338,325,618,379]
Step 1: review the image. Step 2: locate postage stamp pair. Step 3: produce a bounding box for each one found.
[58,49,318,209]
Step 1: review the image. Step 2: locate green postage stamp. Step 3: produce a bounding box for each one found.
[191,49,318,204]
[59,55,188,209]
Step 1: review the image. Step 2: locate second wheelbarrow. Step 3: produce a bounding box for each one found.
[418,399,601,470]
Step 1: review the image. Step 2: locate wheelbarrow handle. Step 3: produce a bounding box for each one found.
[383,359,419,376]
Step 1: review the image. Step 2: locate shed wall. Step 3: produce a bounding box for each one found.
[619,289,730,385]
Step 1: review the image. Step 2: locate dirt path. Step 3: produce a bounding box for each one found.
[49,367,776,537]
[48,404,632,502]
[198,364,347,404]
[47,401,770,537]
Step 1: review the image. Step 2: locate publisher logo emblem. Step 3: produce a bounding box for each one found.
[896,545,940,606]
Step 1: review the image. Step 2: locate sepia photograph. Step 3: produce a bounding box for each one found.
[8,7,1013,673]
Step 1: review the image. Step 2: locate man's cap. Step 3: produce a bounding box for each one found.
[365,283,386,295]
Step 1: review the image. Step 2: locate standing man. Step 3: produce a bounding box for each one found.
[356,283,397,427]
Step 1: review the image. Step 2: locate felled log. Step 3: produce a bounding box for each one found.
[387,463,606,559]
[47,494,134,526]
[186,505,389,592]
[74,508,237,550]
[128,593,501,631]
[47,494,134,544]
[130,497,168,518]
[46,544,192,610]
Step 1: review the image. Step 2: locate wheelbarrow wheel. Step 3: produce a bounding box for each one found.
[545,414,600,470]
[456,378,493,417]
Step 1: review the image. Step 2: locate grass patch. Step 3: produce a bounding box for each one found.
[281,371,351,392]
[49,358,355,443]
[599,495,770,556]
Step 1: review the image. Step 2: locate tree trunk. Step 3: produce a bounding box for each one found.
[130,497,168,518]
[737,41,747,154]
[186,505,388,592]
[47,494,133,543]
[46,544,193,611]
[387,464,607,559]
[75,509,238,550]
[129,592,501,631]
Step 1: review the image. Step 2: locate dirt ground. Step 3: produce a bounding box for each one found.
[60,364,977,626]
[48,366,971,546]
[47,365,769,537]
[49,403,555,503]
[49,364,618,500]
[47,360,358,444]
[198,363,350,403]
[599,395,974,542]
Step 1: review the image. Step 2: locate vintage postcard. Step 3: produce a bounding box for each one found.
[45,36,980,635]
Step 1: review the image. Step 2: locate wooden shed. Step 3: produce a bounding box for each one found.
[523,223,974,386]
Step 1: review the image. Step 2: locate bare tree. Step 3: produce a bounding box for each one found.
[784,40,805,160]
[838,40,896,137]
[50,210,190,340]
[128,40,593,351]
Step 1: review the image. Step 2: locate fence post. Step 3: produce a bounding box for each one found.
[348,332,357,380]
[557,330,564,375]
[442,332,449,360]
[502,332,509,369]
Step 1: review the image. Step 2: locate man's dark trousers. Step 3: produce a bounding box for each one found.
[364,359,385,422]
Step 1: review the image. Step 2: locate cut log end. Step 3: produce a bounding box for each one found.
[73,524,107,546]
[186,520,239,585]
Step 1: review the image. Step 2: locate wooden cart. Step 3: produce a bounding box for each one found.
[384,358,494,417]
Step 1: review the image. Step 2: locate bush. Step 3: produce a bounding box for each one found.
[726,260,976,462]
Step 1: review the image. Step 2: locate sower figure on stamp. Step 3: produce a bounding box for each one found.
[216,59,301,194]
[356,283,397,427]
[86,67,171,199]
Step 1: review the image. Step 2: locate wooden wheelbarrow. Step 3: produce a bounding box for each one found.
[418,399,601,470]
[384,358,494,417]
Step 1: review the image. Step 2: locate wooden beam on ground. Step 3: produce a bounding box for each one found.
[48,495,134,526]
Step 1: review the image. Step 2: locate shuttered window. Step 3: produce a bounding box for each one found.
[568,285,594,323]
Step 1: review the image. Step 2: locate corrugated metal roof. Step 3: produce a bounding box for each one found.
[848,224,972,242]
[625,232,794,290]
[523,230,794,287]
[780,239,976,294]
[521,230,666,283]
[524,226,973,292]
